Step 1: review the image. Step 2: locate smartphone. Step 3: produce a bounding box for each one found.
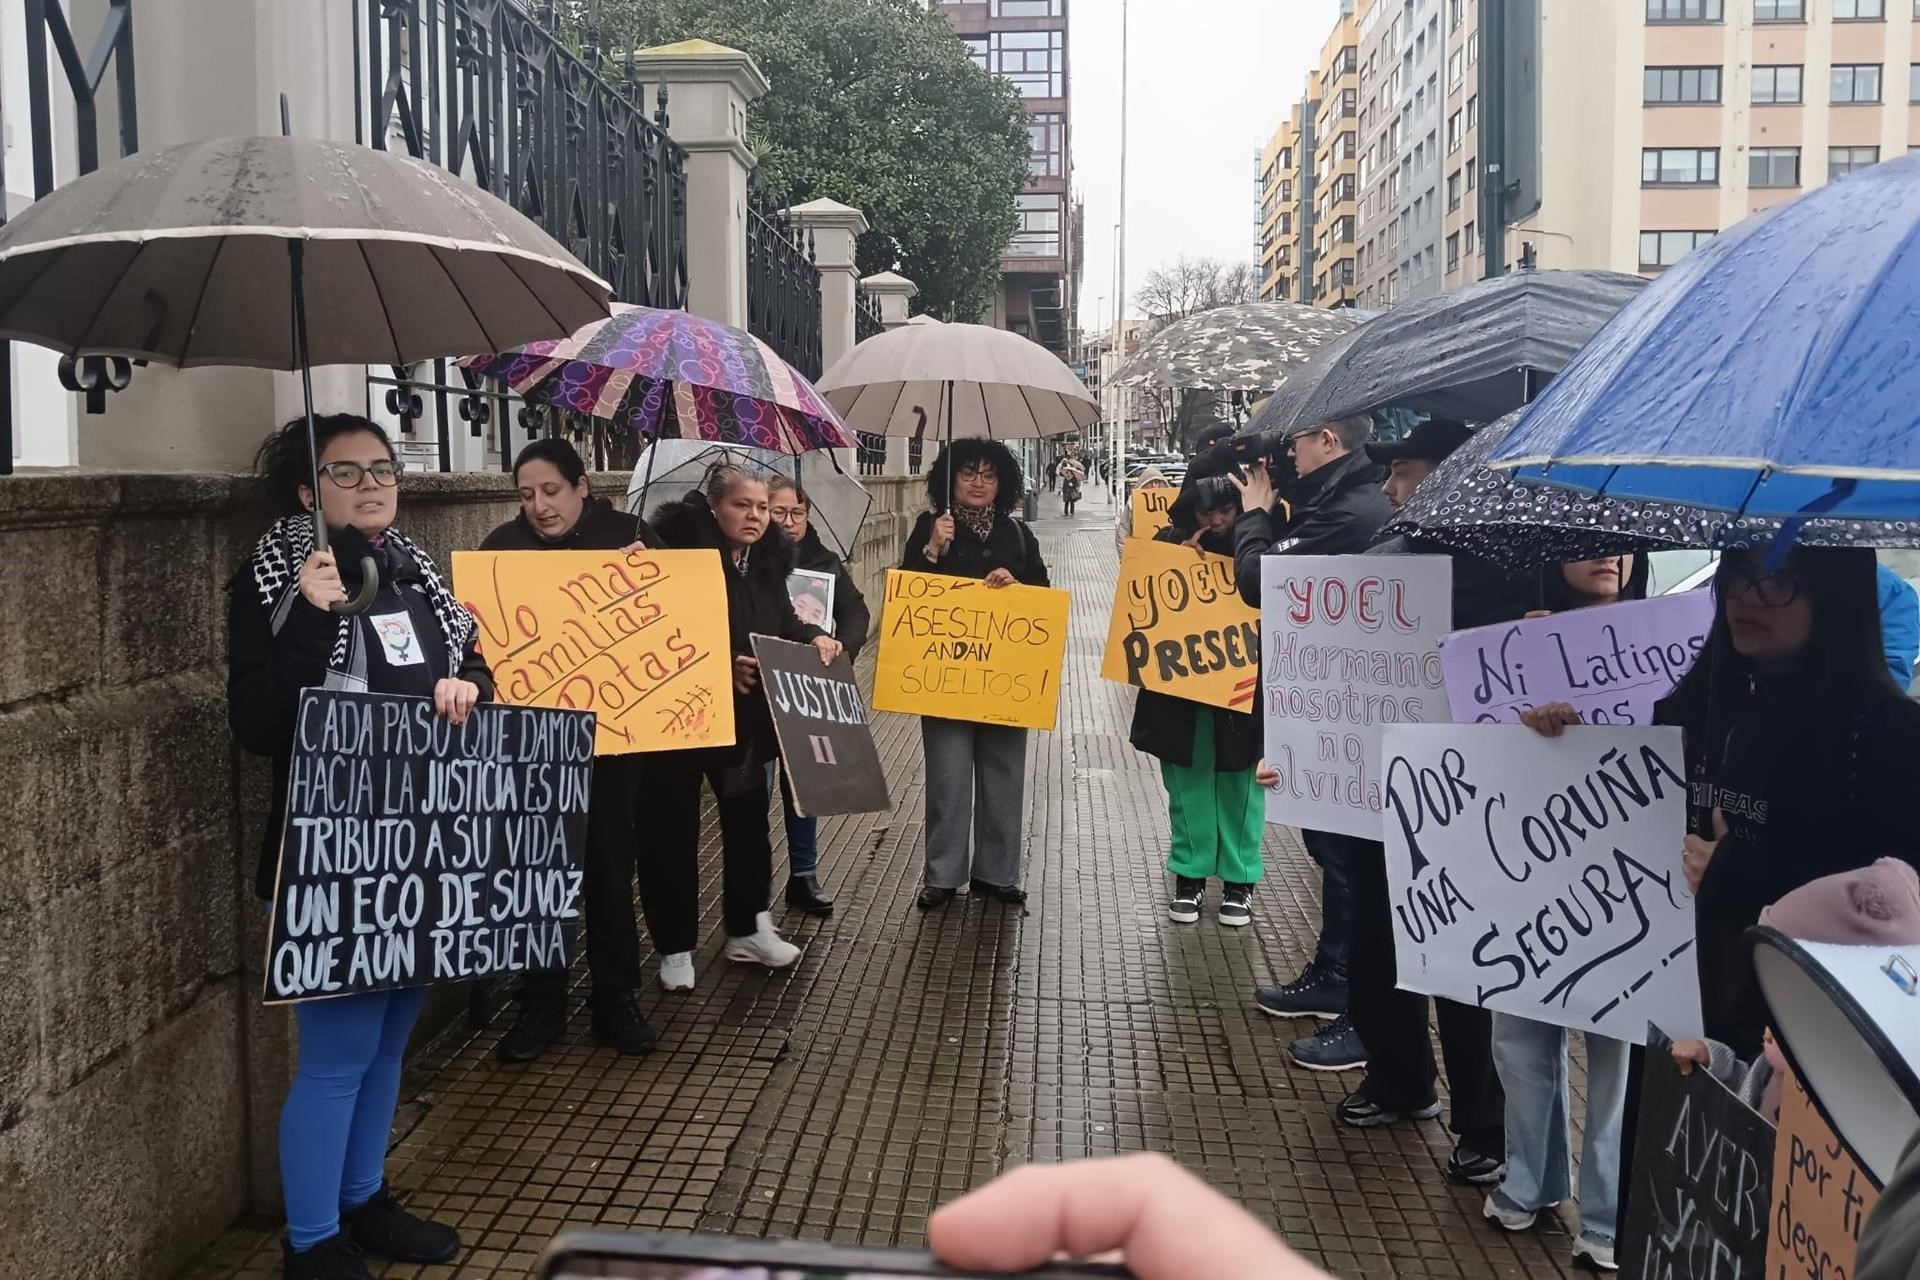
[536,1231,1130,1280]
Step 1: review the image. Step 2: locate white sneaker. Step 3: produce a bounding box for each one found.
[724,912,801,968]
[1482,1194,1539,1232]
[659,952,696,992]
[1572,1236,1618,1272]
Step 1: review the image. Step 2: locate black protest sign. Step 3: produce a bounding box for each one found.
[264,690,594,1004]
[1621,1028,1776,1280]
[752,636,891,818]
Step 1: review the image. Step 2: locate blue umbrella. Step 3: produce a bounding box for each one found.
[1491,152,1920,524]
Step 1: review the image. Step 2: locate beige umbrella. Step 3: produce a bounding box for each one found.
[815,321,1098,441]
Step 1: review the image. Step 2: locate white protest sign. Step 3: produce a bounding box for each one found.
[1380,723,1702,1043]
[1260,554,1453,839]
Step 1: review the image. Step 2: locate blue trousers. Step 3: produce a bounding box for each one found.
[766,761,818,877]
[282,986,425,1251]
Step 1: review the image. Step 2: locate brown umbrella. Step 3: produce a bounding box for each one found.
[815,322,1098,440]
[0,133,609,608]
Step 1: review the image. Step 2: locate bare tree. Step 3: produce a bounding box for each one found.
[1130,256,1261,452]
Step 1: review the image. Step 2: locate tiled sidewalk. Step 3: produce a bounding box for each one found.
[182,493,1586,1279]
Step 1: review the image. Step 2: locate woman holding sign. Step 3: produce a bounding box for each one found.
[651,467,843,987]
[903,440,1051,910]
[480,438,662,1064]
[228,414,492,1280]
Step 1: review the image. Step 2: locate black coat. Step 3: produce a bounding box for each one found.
[227,524,495,899]
[793,526,872,660]
[1128,524,1263,772]
[1233,449,1392,606]
[903,508,1050,586]
[652,491,827,763]
[479,495,655,552]
[1367,531,1538,631]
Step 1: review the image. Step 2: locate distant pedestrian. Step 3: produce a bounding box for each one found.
[904,440,1050,909]
[481,438,660,1064]
[1130,476,1264,927]
[229,414,485,1279]
[765,475,872,917]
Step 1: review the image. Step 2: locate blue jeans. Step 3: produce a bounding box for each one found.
[1490,1012,1629,1245]
[1301,828,1354,980]
[766,761,818,877]
[282,985,426,1251]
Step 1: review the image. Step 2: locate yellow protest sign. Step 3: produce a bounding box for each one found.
[1100,537,1261,712]
[452,548,736,755]
[1767,1060,1881,1280]
[872,569,1070,731]
[1130,486,1174,541]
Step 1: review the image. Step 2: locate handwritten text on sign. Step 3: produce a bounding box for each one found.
[753,636,891,817]
[264,690,593,1004]
[871,570,1070,731]
[1380,724,1700,1043]
[1621,1029,1775,1280]
[1129,487,1173,541]
[453,549,734,754]
[1100,538,1261,711]
[1768,1060,1881,1280]
[1260,555,1453,840]
[1441,591,1712,726]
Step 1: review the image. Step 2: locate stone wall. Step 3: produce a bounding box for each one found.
[0,465,924,1277]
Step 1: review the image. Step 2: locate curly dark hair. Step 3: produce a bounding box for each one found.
[253,413,394,515]
[925,438,1024,514]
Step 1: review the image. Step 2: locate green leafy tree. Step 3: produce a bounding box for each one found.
[598,0,1032,321]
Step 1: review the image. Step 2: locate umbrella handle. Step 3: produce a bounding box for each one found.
[332,556,382,615]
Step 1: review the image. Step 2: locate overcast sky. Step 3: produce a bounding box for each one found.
[1070,0,1341,332]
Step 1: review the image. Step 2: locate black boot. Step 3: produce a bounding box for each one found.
[282,1233,370,1280]
[495,991,566,1064]
[340,1186,460,1264]
[590,989,659,1055]
[786,874,835,916]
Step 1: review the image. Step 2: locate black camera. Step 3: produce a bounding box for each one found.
[1186,429,1297,490]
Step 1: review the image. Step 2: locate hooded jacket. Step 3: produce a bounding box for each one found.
[479,494,655,553]
[651,491,827,763]
[792,526,872,660]
[1233,448,1393,606]
[1128,522,1263,772]
[227,522,495,899]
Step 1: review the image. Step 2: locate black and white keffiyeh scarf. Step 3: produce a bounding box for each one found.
[246,514,476,691]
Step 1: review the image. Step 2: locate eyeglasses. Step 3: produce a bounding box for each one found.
[1284,429,1324,452]
[769,506,808,522]
[320,459,404,488]
[1721,559,1806,608]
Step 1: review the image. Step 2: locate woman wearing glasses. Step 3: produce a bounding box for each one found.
[228,415,490,1279]
[1522,547,1920,1059]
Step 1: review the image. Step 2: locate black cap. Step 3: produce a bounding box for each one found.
[1365,417,1473,465]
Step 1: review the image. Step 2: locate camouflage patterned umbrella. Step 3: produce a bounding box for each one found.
[1110,302,1365,393]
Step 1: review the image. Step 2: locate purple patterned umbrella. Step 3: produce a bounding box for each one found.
[464,305,854,453]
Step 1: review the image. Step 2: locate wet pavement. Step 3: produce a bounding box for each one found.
[183,491,1590,1279]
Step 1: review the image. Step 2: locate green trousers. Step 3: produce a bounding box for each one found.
[1161,709,1266,885]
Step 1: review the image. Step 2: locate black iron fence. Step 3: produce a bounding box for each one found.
[357,0,691,470]
[853,289,885,474]
[1,0,140,475]
[746,174,823,382]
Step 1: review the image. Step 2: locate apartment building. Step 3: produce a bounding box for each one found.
[1393,0,1448,297]
[1311,4,1362,306]
[1439,0,1484,289]
[1258,106,1310,301]
[1355,0,1400,307]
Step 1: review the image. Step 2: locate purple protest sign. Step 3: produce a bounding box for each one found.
[1439,590,1713,727]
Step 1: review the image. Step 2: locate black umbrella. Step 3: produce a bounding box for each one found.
[1381,413,1920,570]
[1247,269,1648,433]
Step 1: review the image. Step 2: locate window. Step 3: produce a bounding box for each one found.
[1639,230,1713,269]
[1467,31,1479,64]
[1330,174,1357,204]
[1748,147,1801,187]
[1467,95,1478,128]
[1448,50,1463,91]
[1010,193,1062,257]
[1828,146,1881,178]
[1646,0,1722,20]
[1466,160,1476,190]
[1466,220,1476,249]
[1754,0,1803,18]
[1027,113,1065,179]
[988,31,1064,98]
[1912,63,1920,104]
[1831,65,1882,103]
[1643,147,1720,184]
[1447,111,1463,153]
[1645,66,1722,104]
[1834,0,1883,16]
[1339,88,1358,118]
[1334,46,1358,78]
[961,37,987,69]
[1449,0,1464,30]
[1447,169,1463,211]
[1332,215,1356,245]
[1446,233,1461,272]
[991,0,1063,14]
[1751,65,1803,104]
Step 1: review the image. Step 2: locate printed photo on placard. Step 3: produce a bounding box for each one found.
[786,568,838,635]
